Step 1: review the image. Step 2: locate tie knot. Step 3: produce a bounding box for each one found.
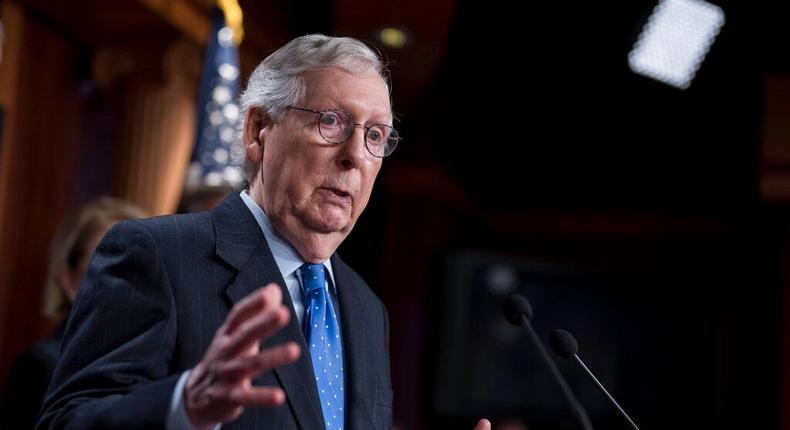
[300,263,326,295]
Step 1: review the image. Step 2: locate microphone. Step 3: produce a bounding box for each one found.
[549,329,640,430]
[504,295,594,430]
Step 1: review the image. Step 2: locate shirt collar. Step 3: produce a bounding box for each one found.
[239,191,336,291]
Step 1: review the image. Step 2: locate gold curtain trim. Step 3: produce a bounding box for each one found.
[217,0,244,45]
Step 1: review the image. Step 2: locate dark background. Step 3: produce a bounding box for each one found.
[1,0,790,429]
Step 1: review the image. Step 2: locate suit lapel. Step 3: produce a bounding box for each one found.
[213,194,325,430]
[332,254,375,429]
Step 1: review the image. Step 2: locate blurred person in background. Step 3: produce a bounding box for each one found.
[0,197,146,429]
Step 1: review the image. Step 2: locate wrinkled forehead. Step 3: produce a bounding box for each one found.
[300,68,393,124]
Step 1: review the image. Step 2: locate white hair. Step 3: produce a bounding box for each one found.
[235,34,391,184]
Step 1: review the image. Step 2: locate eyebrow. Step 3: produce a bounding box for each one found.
[321,98,393,125]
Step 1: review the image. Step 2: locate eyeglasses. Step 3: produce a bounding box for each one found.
[286,106,400,158]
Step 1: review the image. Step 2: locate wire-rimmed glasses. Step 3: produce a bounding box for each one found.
[287,106,400,158]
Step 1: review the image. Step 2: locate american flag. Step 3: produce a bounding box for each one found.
[187,7,243,190]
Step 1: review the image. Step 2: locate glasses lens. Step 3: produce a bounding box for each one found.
[365,125,399,157]
[319,109,353,143]
[386,128,399,155]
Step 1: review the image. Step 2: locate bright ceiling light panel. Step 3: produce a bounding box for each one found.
[628,0,725,89]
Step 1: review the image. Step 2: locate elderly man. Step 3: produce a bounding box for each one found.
[38,35,490,430]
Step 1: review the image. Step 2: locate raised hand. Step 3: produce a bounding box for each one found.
[184,284,301,428]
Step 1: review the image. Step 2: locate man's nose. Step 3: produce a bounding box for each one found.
[339,126,368,168]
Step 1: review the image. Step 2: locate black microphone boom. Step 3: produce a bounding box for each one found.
[504,295,594,430]
[549,329,641,430]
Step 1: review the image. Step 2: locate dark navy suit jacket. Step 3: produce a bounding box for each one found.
[37,193,393,429]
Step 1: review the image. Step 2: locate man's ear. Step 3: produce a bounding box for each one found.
[243,107,271,162]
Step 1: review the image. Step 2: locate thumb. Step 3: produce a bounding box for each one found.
[474,418,491,430]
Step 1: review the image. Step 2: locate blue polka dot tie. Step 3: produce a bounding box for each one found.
[300,263,345,430]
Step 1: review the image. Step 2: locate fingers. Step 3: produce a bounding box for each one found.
[473,419,491,430]
[187,385,287,425]
[222,306,291,358]
[185,341,300,426]
[224,283,283,334]
[228,385,287,407]
[185,284,299,427]
[218,342,301,382]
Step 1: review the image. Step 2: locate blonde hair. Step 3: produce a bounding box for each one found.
[43,197,146,321]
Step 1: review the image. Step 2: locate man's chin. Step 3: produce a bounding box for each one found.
[304,211,354,235]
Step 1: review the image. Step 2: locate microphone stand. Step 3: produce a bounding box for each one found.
[572,354,639,430]
[514,314,594,430]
